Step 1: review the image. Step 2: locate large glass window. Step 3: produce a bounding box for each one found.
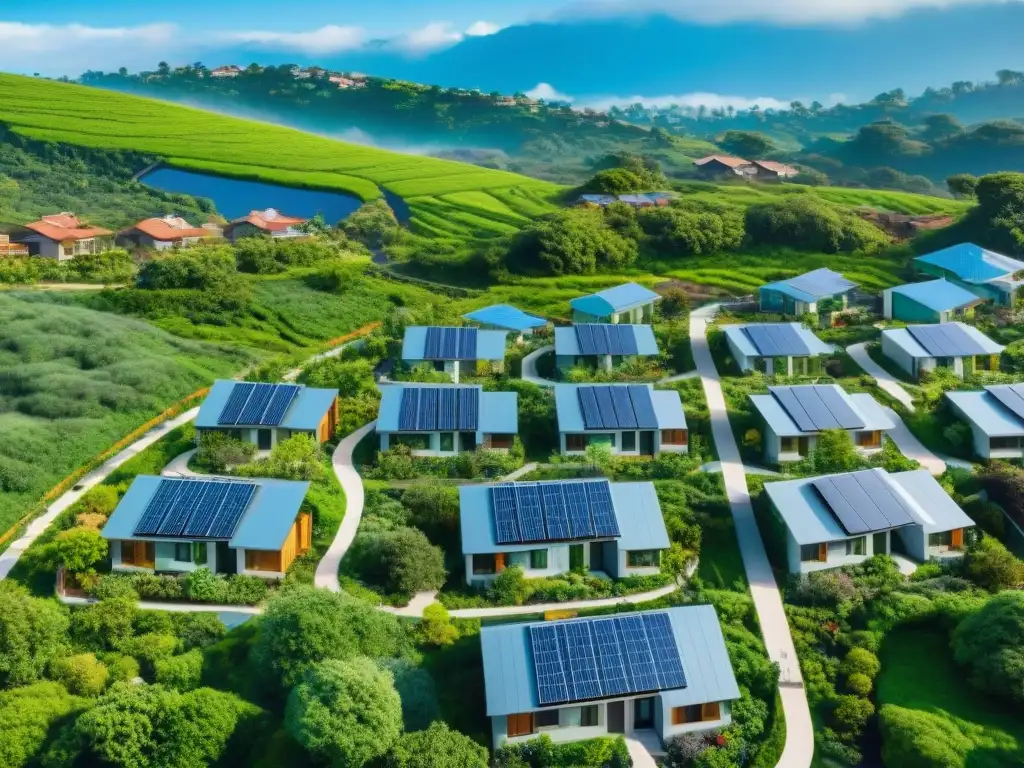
[801,543,827,563]
[928,531,953,547]
[780,436,799,454]
[192,542,207,566]
[472,554,496,575]
[565,434,586,451]
[394,434,430,450]
[589,434,615,447]
[621,431,637,452]
[530,550,548,569]
[991,436,1022,450]
[174,543,192,563]
[627,550,660,568]
[581,705,599,727]
[439,432,455,452]
[845,537,866,556]
[535,710,559,728]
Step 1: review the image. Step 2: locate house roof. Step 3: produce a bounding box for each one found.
[750,386,894,438]
[460,480,668,555]
[914,243,1024,286]
[480,605,740,717]
[401,327,508,361]
[101,475,310,550]
[569,282,661,317]
[880,323,1004,359]
[554,383,686,433]
[227,208,306,232]
[752,160,798,175]
[376,384,518,435]
[945,389,1024,438]
[554,324,660,357]
[462,304,547,332]
[760,268,857,303]
[723,323,833,358]
[195,380,338,431]
[20,213,112,242]
[887,279,985,313]
[123,216,210,241]
[764,468,973,544]
[693,155,750,168]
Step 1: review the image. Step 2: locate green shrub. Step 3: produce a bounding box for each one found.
[118,632,179,668]
[745,195,889,253]
[419,603,458,647]
[495,734,630,768]
[489,566,530,606]
[845,672,873,697]
[184,568,228,602]
[952,590,1024,704]
[50,652,109,696]
[879,704,971,768]
[0,681,85,768]
[172,612,227,649]
[129,573,185,600]
[88,574,139,601]
[839,647,881,679]
[195,431,256,472]
[963,536,1024,591]
[71,597,135,652]
[225,574,270,605]
[0,583,69,687]
[105,655,140,683]
[831,694,875,735]
[389,722,489,768]
[381,658,440,732]
[153,649,203,691]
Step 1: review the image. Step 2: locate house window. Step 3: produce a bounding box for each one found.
[121,541,154,568]
[566,434,586,451]
[801,543,828,563]
[472,554,496,575]
[780,436,800,454]
[393,434,430,450]
[174,543,192,563]
[621,431,637,452]
[673,702,722,724]
[589,434,615,448]
[845,537,866,556]
[581,705,599,727]
[507,713,534,737]
[489,434,514,450]
[928,531,953,548]
[192,543,207,566]
[856,431,881,448]
[990,436,1022,450]
[245,550,281,572]
[439,432,455,452]
[530,550,548,569]
[627,550,660,568]
[662,429,687,446]
[535,709,559,729]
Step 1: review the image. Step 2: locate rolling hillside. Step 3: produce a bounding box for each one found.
[0,73,564,228]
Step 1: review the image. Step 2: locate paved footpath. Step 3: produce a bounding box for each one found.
[847,342,916,411]
[690,304,814,768]
[521,344,555,387]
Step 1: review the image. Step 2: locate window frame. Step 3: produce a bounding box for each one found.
[661,429,688,446]
[565,434,586,452]
[535,709,559,729]
[845,536,866,556]
[174,543,193,563]
[928,530,953,548]
[627,549,660,569]
[439,432,455,452]
[800,543,828,563]
[620,430,637,452]
[530,549,548,570]
[581,705,599,727]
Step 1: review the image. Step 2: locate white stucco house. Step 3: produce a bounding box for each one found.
[554,324,659,374]
[14,213,113,260]
[401,326,508,382]
[722,322,834,375]
[945,384,1024,460]
[879,323,1004,380]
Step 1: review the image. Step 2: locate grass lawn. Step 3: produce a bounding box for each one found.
[697,512,748,591]
[878,626,1024,767]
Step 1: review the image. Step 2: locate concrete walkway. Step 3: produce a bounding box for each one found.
[690,304,814,768]
[847,343,916,411]
[882,407,947,476]
[162,448,200,477]
[0,408,200,580]
[700,461,781,477]
[521,344,555,386]
[625,733,660,768]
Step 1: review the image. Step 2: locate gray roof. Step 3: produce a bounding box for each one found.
[760,268,857,303]
[881,323,1004,359]
[376,384,518,436]
[554,384,686,433]
[402,326,508,361]
[945,390,1024,438]
[195,380,338,431]
[554,325,660,357]
[480,605,740,717]
[750,386,894,438]
[764,468,973,544]
[723,323,833,358]
[459,480,669,555]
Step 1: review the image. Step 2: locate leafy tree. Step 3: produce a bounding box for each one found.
[946,173,978,198]
[718,130,775,158]
[70,596,136,652]
[365,527,447,595]
[839,647,880,678]
[506,209,638,276]
[154,649,203,691]
[195,431,256,472]
[389,722,489,768]
[963,536,1024,591]
[402,480,461,538]
[0,681,85,768]
[583,168,646,194]
[0,582,69,687]
[637,204,744,256]
[970,172,1024,253]
[249,434,326,481]
[921,113,963,142]
[44,526,107,581]
[136,246,238,291]
[952,591,1024,703]
[51,652,109,696]
[746,195,889,254]
[341,199,400,248]
[419,602,458,647]
[831,694,875,735]
[285,658,402,767]
[805,430,864,474]
[381,658,440,731]
[304,358,377,398]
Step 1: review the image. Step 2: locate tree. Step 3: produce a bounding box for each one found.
[254,586,407,688]
[0,682,84,768]
[389,722,489,768]
[367,527,447,595]
[51,652,109,696]
[585,440,613,472]
[48,527,108,574]
[637,204,744,256]
[71,596,136,651]
[746,195,889,254]
[256,434,326,481]
[970,172,1024,254]
[382,658,440,731]
[0,582,69,687]
[341,199,399,248]
[304,358,377,398]
[583,168,646,194]
[195,431,256,473]
[157,61,170,76]
[285,658,402,767]
[419,602,458,647]
[401,480,460,538]
[921,113,963,142]
[963,536,1024,591]
[946,173,978,198]
[154,650,204,691]
[996,69,1024,86]
[806,430,864,474]
[953,591,1024,703]
[505,209,638,276]
[839,647,880,678]
[718,130,775,158]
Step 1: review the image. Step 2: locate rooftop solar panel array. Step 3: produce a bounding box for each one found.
[132,478,258,539]
[576,385,658,430]
[742,324,811,357]
[574,324,640,356]
[397,387,479,432]
[906,324,983,357]
[986,384,1024,422]
[424,327,478,360]
[529,611,688,706]
[491,480,619,545]
[217,383,300,426]
[769,386,865,432]
[812,470,916,535]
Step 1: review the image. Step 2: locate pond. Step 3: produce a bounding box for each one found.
[141,166,407,223]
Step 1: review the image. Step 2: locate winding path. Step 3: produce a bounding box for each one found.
[847,342,915,411]
[521,344,554,387]
[689,304,814,768]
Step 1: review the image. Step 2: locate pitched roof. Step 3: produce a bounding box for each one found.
[761,268,857,303]
[753,160,799,175]
[915,243,1024,285]
[723,323,833,358]
[554,324,660,357]
[195,380,338,431]
[887,279,984,313]
[228,208,306,232]
[376,384,518,435]
[124,216,210,241]
[401,327,508,361]
[569,282,661,316]
[554,383,686,432]
[880,323,1004,359]
[20,213,112,241]
[462,304,547,332]
[946,389,1024,438]
[750,385,894,437]
[694,155,750,168]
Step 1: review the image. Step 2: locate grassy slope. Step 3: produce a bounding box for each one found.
[0,73,563,224]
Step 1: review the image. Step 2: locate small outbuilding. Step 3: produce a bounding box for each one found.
[462,304,546,342]
[693,155,754,177]
[570,282,660,324]
[879,322,1004,380]
[401,326,508,382]
[883,279,985,323]
[722,323,834,375]
[945,384,1024,460]
[914,242,1024,306]
[758,268,857,315]
[554,324,659,374]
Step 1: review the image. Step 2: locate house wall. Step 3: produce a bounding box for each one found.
[464,544,572,587]
[559,430,686,457]
[660,700,732,741]
[916,264,1009,306]
[759,289,815,316]
[571,303,653,325]
[380,430,491,457]
[111,540,216,574]
[611,546,662,580]
[200,426,319,453]
[783,524,891,574]
[763,427,882,464]
[881,334,927,378]
[889,292,942,323]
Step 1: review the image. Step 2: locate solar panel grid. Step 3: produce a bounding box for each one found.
[594,325,611,355]
[796,387,843,431]
[615,615,660,693]
[438,328,455,359]
[417,388,439,431]
[492,484,522,545]
[458,328,477,360]
[628,386,658,429]
[770,387,817,432]
[590,619,632,696]
[529,625,571,706]
[540,484,572,540]
[217,382,256,426]
[830,473,891,531]
[852,471,915,528]
[988,385,1024,422]
[437,388,457,430]
[515,483,547,542]
[208,483,257,539]
[578,387,604,429]
[424,328,442,359]
[771,324,810,355]
[182,482,232,537]
[813,477,871,535]
[558,623,603,701]
[939,324,977,357]
[133,480,183,535]
[643,613,688,689]
[609,386,638,429]
[743,325,779,357]
[399,389,420,431]
[261,384,300,426]
[594,387,617,428]
[564,482,595,538]
[458,387,479,430]
[237,383,276,426]
[585,481,620,538]
[155,479,206,536]
[575,324,595,356]
[614,325,639,355]
[813,386,866,430]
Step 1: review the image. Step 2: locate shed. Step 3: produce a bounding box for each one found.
[883,279,985,323]
[758,268,857,314]
[462,304,547,336]
[914,243,1024,306]
[570,283,660,324]
[879,323,1004,380]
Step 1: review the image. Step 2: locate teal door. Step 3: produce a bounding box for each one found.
[569,544,585,571]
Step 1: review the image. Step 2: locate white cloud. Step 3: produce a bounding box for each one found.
[465,21,503,36]
[388,22,465,54]
[525,83,575,102]
[0,21,176,52]
[0,22,180,75]
[580,91,793,111]
[224,24,366,54]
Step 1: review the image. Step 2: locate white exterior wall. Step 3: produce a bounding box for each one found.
[380,430,499,457]
[786,530,891,575]
[725,334,755,373]
[763,427,881,464]
[894,526,968,563]
[559,430,686,457]
[614,548,661,580]
[110,540,217,574]
[202,426,316,453]
[465,545,572,586]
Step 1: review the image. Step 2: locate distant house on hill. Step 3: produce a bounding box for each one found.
[210,65,241,78]
[577,193,672,209]
[946,384,1024,460]
[0,235,28,257]
[116,215,213,250]
[223,209,306,242]
[914,243,1024,307]
[13,213,113,260]
[693,155,754,177]
[750,160,799,179]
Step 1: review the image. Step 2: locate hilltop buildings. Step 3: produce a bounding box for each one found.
[13,213,113,259]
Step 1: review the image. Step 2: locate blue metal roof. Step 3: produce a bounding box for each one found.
[881,323,1004,359]
[462,304,547,332]
[569,282,660,317]
[760,268,857,303]
[888,279,983,312]
[554,325,660,357]
[915,243,1024,285]
[101,475,310,550]
[402,326,508,361]
[480,605,740,717]
[377,384,517,435]
[723,323,833,358]
[946,390,1024,438]
[750,386,894,438]
[554,384,686,432]
[195,380,338,431]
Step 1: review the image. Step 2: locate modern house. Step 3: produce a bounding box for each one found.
[116,215,213,250]
[554,324,659,374]
[101,475,312,579]
[764,467,975,573]
[376,384,517,455]
[223,209,307,242]
[195,380,340,451]
[758,268,857,315]
[879,323,1004,380]
[570,283,661,324]
[749,384,895,463]
[554,383,687,456]
[13,213,113,259]
[463,304,547,342]
[722,323,834,375]
[883,279,986,323]
[480,605,740,752]
[459,478,669,586]
[945,384,1024,460]
[750,160,799,179]
[401,326,508,382]
[693,155,754,177]
[914,243,1024,306]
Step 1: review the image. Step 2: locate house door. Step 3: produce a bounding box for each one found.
[640,431,655,456]
[608,701,625,734]
[257,429,272,450]
[633,697,655,730]
[569,544,585,571]
[589,542,605,573]
[215,541,237,575]
[873,532,888,555]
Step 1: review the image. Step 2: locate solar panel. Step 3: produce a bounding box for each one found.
[594,387,617,428]
[417,388,439,431]
[812,386,866,430]
[612,325,638,355]
[457,387,478,431]
[643,612,687,690]
[575,324,596,356]
[156,480,206,536]
[515,483,547,542]
[830,473,891,531]
[585,481,620,538]
[564,483,595,538]
[540,483,572,540]
[987,384,1024,422]
[558,622,602,701]
[813,477,871,535]
[744,325,781,357]
[770,387,817,432]
[530,625,571,706]
[590,618,631,696]
[851,470,915,529]
[907,324,981,357]
[217,382,256,426]
[492,484,521,545]
[437,388,457,430]
[578,387,604,429]
[207,483,257,539]
[615,615,660,694]
[182,482,232,537]
[441,328,457,359]
[628,386,658,429]
[458,328,477,360]
[610,387,638,429]
[425,328,443,359]
[399,388,420,431]
[237,383,276,426]
[745,324,810,357]
[133,479,184,536]
[261,384,300,426]
[795,387,843,431]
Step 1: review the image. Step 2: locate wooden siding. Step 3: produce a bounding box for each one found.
[245,511,312,573]
[317,396,339,443]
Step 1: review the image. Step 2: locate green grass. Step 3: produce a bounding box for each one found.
[697,513,748,590]
[878,626,1024,768]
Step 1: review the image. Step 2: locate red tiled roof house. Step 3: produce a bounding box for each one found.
[13,213,113,260]
[116,215,215,251]
[222,208,307,243]
[751,160,799,179]
[693,155,755,177]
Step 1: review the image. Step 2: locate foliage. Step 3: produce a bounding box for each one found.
[963,536,1024,591]
[637,201,745,256]
[388,721,489,768]
[153,649,204,692]
[505,208,638,276]
[236,434,327,481]
[879,705,976,768]
[965,172,1024,254]
[947,173,978,198]
[381,658,440,732]
[745,195,889,253]
[952,591,1024,705]
[0,582,69,687]
[195,431,257,472]
[419,603,459,647]
[285,657,403,767]
[401,480,461,540]
[341,199,401,248]
[719,130,776,158]
[495,735,630,768]
[234,236,349,274]
[50,652,109,696]
[363,526,448,596]
[0,681,85,768]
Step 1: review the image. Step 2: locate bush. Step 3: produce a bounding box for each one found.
[195,431,256,472]
[839,647,881,679]
[118,632,179,667]
[489,566,530,606]
[879,704,971,768]
[130,573,184,600]
[419,603,458,647]
[963,536,1024,591]
[0,583,69,687]
[153,649,203,691]
[745,195,889,253]
[831,694,875,735]
[495,735,630,768]
[105,655,140,683]
[225,574,270,605]
[381,659,440,732]
[952,590,1024,704]
[88,574,139,601]
[505,209,638,276]
[47,527,108,580]
[71,597,135,652]
[368,527,447,596]
[184,568,228,603]
[845,672,873,697]
[637,203,744,256]
[0,681,85,768]
[173,612,226,650]
[50,652,109,696]
[388,722,489,768]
